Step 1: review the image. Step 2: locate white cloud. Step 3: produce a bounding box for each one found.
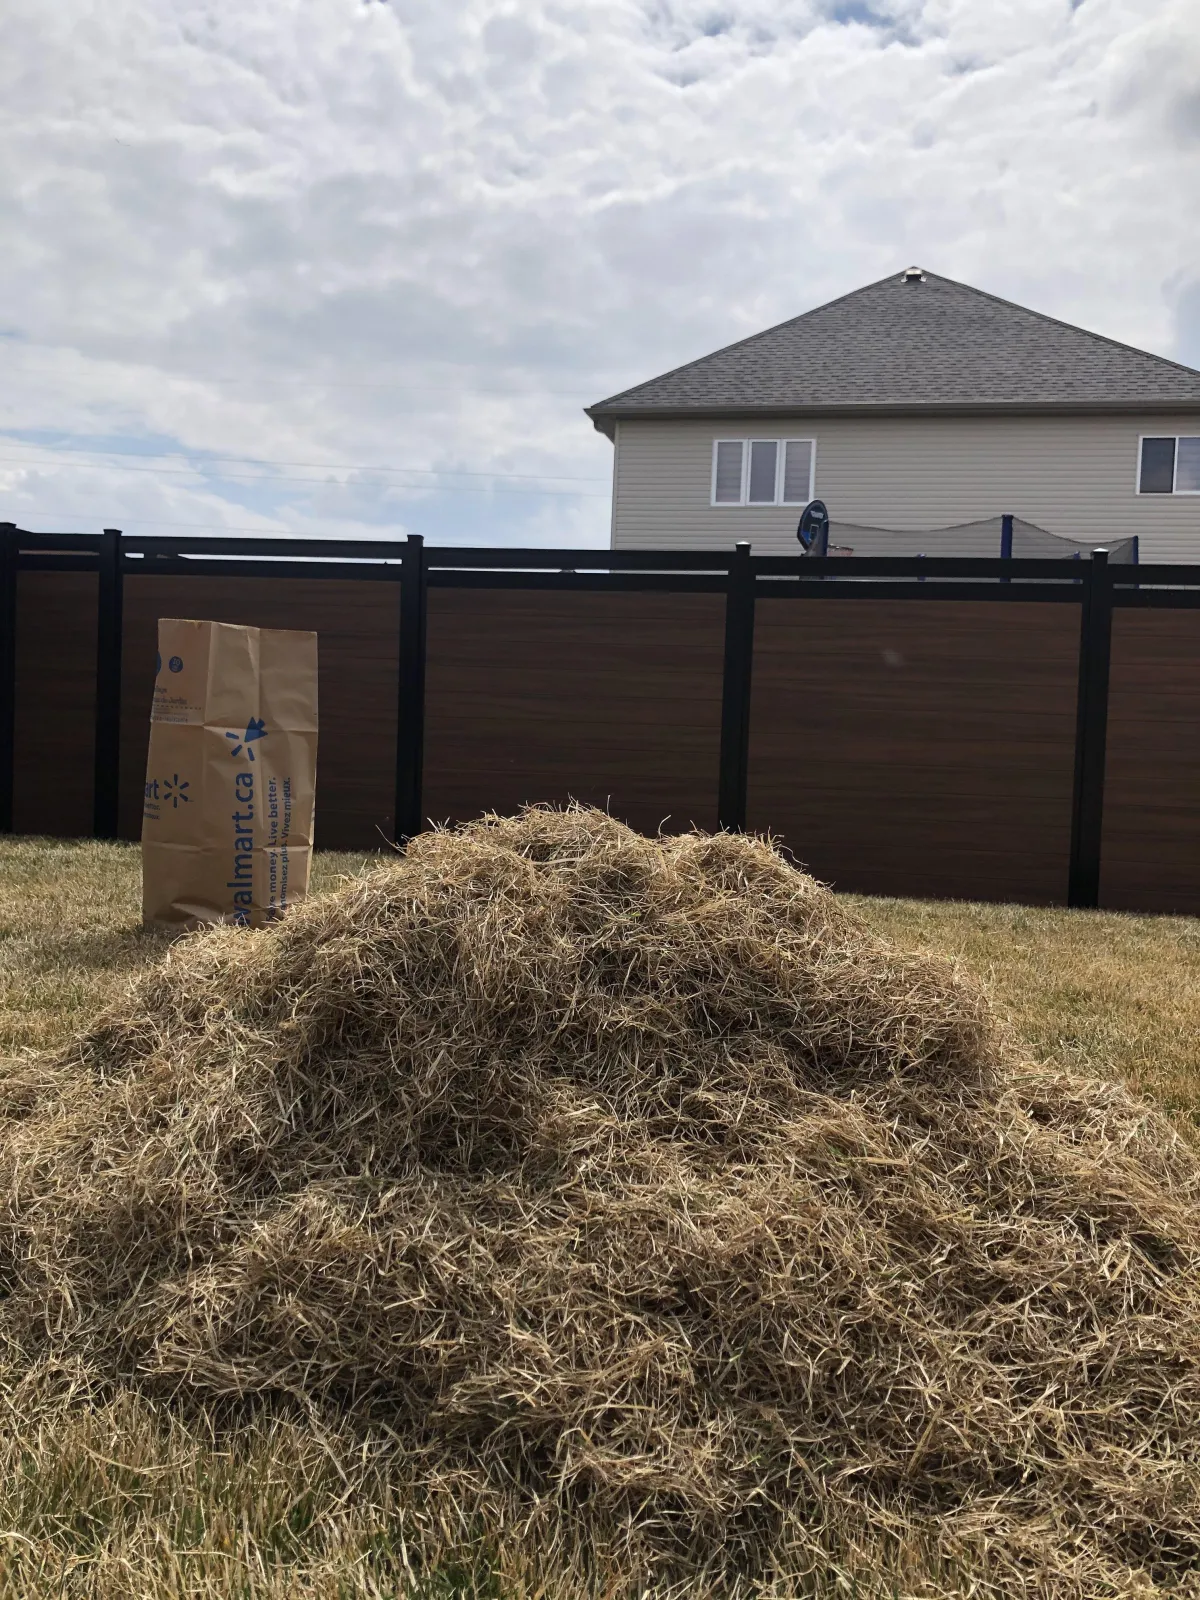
[0,0,1196,545]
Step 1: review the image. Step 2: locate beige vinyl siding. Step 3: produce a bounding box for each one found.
[609,422,620,545]
[610,414,1200,561]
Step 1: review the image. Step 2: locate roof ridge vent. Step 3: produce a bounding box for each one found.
[902,265,925,283]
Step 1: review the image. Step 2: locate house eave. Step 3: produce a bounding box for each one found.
[584,398,1200,441]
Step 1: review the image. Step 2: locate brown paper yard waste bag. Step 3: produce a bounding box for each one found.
[142,619,317,928]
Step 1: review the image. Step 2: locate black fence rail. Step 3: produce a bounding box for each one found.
[2,522,1198,912]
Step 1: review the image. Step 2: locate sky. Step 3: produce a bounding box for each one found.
[1,0,1198,548]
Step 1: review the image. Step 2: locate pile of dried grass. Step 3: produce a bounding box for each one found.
[2,806,1200,1597]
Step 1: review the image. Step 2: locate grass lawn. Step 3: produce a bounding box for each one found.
[5,836,1198,1132]
[0,838,377,1056]
[0,835,1198,1598]
[847,892,1200,1136]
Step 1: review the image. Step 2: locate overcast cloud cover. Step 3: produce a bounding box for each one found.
[1,0,1198,546]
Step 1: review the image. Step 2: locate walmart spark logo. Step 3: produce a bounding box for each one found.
[144,774,190,808]
[226,718,267,760]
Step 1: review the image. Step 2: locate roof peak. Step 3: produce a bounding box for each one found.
[586,269,1200,435]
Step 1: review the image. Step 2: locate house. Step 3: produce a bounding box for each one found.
[585,268,1200,560]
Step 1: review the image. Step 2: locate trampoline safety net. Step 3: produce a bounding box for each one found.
[825,515,1137,563]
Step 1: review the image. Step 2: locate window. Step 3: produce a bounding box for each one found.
[747,440,778,503]
[1139,435,1200,494]
[782,440,813,503]
[713,441,743,503]
[710,438,815,506]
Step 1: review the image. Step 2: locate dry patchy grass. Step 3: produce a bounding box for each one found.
[849,896,1200,1133]
[0,833,1196,1600]
[3,838,1196,1114]
[0,838,374,1056]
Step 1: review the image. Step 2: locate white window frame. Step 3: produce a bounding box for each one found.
[1136,433,1200,495]
[710,438,816,507]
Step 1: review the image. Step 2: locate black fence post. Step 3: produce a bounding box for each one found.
[1068,548,1113,909]
[93,527,124,840]
[717,541,755,832]
[395,533,428,845]
[0,524,17,833]
[999,513,1013,583]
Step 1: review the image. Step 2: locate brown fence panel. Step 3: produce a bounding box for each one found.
[120,576,400,850]
[1101,610,1200,915]
[14,556,1199,913]
[423,589,724,834]
[746,599,1079,903]
[13,572,98,837]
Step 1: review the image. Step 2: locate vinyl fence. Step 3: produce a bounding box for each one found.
[2,523,1198,914]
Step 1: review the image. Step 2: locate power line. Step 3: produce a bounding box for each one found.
[9,516,338,535]
[15,513,610,540]
[0,439,607,481]
[0,343,620,396]
[0,458,607,497]
[5,375,596,399]
[139,379,594,395]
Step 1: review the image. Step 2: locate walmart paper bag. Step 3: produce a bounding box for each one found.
[142,619,318,929]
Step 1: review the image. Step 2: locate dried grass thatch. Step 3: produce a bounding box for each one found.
[2,806,1200,1597]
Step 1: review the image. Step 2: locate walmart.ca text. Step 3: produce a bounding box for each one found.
[229,770,255,922]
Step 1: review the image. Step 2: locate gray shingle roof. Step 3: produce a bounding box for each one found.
[586,270,1200,435]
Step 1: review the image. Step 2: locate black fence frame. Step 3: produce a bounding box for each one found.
[2,522,1198,908]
